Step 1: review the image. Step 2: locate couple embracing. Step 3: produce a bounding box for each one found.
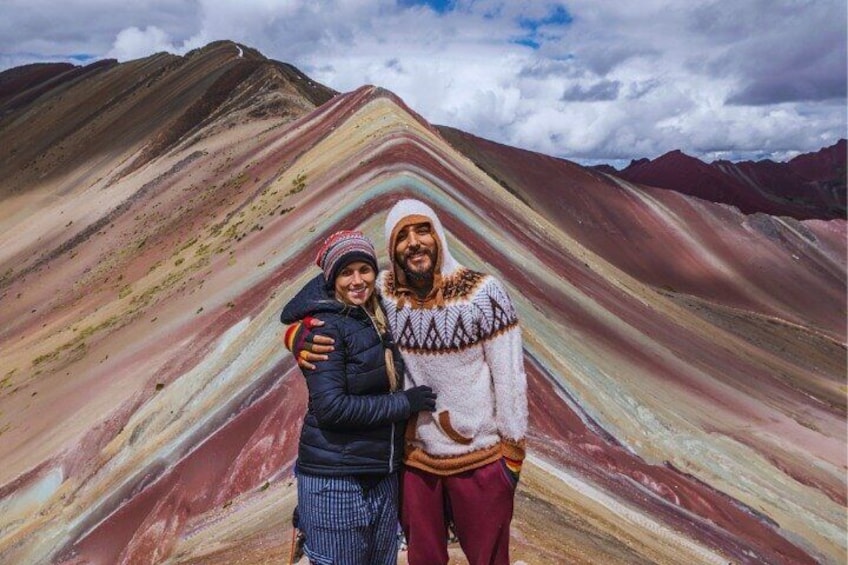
[281,198,528,565]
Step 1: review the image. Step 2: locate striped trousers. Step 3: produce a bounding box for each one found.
[296,472,400,565]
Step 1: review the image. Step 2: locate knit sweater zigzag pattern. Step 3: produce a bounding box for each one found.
[382,267,519,354]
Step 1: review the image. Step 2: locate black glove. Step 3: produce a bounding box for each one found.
[403,385,437,413]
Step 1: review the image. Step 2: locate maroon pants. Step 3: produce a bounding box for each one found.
[400,459,516,565]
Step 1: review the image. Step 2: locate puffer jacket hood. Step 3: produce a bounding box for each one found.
[280,273,348,324]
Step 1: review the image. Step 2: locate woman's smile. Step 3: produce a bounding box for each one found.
[334,261,376,306]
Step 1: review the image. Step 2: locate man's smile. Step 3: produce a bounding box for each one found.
[404,248,434,272]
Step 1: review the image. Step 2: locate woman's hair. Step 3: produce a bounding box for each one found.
[365,292,399,392]
[333,273,399,393]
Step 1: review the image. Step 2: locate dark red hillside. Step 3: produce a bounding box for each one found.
[613,142,845,219]
[789,138,847,182]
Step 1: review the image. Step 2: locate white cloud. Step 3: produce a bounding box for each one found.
[107,26,177,61]
[0,0,845,164]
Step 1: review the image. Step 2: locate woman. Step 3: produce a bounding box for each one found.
[281,230,437,565]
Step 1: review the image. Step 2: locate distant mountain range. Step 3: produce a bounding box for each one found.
[0,41,844,565]
[2,50,843,221]
[594,140,846,220]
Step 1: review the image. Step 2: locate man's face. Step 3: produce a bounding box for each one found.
[394,222,436,280]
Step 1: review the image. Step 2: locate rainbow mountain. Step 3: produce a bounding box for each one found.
[0,40,845,564]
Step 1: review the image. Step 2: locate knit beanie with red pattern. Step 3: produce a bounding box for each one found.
[315,230,378,286]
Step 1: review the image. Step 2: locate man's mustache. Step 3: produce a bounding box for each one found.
[403,247,435,261]
[401,248,435,282]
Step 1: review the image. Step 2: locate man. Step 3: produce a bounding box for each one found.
[284,198,528,565]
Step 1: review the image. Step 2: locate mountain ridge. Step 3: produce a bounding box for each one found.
[0,42,844,564]
[0,40,336,199]
[604,140,846,219]
[437,125,846,340]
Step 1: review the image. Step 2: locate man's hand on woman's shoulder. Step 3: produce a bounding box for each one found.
[282,316,336,370]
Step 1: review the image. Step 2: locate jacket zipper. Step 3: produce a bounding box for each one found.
[389,422,396,473]
[361,305,396,473]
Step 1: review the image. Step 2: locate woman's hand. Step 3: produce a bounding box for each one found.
[403,385,437,413]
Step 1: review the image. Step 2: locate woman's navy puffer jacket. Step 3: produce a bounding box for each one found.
[281,273,409,476]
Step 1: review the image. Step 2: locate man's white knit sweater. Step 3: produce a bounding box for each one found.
[378,199,528,476]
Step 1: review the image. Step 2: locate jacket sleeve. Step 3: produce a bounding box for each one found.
[304,322,411,430]
[477,277,528,462]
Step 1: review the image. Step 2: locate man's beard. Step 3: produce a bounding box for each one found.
[400,249,435,286]
[403,266,434,286]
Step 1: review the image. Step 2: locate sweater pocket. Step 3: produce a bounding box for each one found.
[436,411,473,445]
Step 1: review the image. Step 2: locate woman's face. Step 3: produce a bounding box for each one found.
[334,260,376,306]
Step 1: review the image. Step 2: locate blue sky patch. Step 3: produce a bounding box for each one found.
[513,5,573,50]
[519,5,572,32]
[512,38,541,50]
[399,0,454,13]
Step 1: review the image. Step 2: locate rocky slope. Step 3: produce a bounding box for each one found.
[607,141,846,220]
[0,41,844,564]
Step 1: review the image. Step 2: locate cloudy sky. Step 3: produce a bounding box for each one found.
[1,0,845,166]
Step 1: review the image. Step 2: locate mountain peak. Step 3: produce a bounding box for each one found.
[614,142,845,219]
[789,138,847,182]
[0,40,843,565]
[184,39,262,60]
[0,42,336,193]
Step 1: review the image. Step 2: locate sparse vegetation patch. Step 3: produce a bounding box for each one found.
[288,172,307,195]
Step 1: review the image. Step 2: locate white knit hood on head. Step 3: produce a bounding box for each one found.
[385,199,460,298]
